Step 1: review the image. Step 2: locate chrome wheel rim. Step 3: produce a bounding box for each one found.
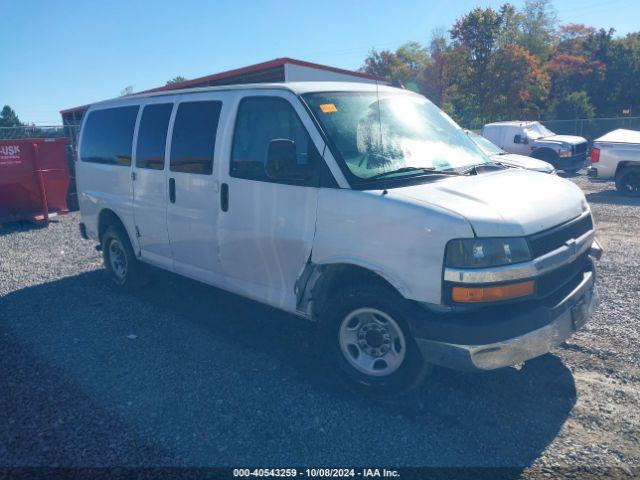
[338,307,406,377]
[108,239,127,280]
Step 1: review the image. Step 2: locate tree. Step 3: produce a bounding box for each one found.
[520,0,558,58]
[120,86,134,97]
[420,29,452,106]
[551,91,595,119]
[361,42,428,88]
[450,7,503,122]
[0,105,22,127]
[546,52,604,101]
[487,44,549,119]
[166,76,187,86]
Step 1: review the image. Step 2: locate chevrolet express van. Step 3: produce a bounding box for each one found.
[77,82,601,394]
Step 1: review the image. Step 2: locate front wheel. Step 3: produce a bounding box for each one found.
[319,283,430,396]
[615,166,640,196]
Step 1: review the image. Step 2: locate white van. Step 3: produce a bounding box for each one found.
[77,82,601,394]
[482,121,588,173]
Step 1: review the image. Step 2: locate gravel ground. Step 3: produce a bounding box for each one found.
[0,174,638,477]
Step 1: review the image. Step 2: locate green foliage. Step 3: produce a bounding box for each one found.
[166,76,187,86]
[360,0,640,125]
[0,105,22,127]
[551,91,595,119]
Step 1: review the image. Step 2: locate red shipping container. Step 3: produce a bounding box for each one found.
[0,137,71,223]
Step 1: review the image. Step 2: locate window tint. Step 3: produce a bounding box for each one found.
[135,103,173,170]
[170,101,222,174]
[231,97,317,182]
[81,106,139,166]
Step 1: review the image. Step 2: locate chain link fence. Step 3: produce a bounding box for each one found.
[0,125,79,141]
[467,117,640,144]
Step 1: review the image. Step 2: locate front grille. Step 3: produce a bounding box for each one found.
[573,143,588,155]
[528,214,593,258]
[537,252,589,297]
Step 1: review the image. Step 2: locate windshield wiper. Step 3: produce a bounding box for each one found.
[367,166,460,180]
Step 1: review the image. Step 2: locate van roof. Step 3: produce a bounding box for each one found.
[484,121,539,128]
[84,82,412,111]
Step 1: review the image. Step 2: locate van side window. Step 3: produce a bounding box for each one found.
[231,97,318,183]
[170,101,222,175]
[136,103,173,170]
[81,106,139,166]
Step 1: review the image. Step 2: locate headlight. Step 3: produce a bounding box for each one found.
[558,146,572,157]
[445,237,531,269]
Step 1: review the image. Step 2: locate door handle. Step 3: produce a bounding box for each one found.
[221,183,229,212]
[169,178,176,203]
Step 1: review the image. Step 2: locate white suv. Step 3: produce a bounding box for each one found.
[76,82,601,394]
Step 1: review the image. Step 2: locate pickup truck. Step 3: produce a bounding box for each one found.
[76,82,602,394]
[465,130,556,174]
[482,121,588,173]
[588,129,640,196]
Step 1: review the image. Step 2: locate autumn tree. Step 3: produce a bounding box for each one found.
[487,44,549,119]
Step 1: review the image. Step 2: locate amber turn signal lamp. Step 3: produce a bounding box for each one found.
[452,280,535,303]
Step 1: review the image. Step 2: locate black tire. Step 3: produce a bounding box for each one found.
[101,224,148,289]
[318,283,430,396]
[615,166,640,196]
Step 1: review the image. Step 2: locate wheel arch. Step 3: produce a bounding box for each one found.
[97,208,132,246]
[530,147,559,162]
[615,161,640,178]
[299,261,408,319]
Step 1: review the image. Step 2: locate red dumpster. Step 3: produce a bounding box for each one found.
[0,137,71,223]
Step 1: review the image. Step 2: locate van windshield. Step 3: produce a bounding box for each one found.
[467,130,504,156]
[303,91,489,182]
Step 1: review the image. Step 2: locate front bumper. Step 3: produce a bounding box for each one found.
[553,153,586,171]
[414,266,597,370]
[410,239,602,370]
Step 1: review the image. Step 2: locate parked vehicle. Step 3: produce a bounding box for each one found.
[465,130,555,174]
[76,82,601,394]
[481,121,588,173]
[588,129,640,196]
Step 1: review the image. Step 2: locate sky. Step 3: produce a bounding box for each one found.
[1,0,637,124]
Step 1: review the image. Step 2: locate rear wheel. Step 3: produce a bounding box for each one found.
[101,224,148,289]
[319,283,430,396]
[615,166,640,196]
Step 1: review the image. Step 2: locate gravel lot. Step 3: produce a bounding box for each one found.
[1,174,638,477]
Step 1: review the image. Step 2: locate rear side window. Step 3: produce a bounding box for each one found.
[135,103,173,170]
[170,101,222,174]
[81,106,139,166]
[231,97,316,182]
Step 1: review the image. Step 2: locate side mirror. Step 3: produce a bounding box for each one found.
[514,134,522,144]
[265,139,312,181]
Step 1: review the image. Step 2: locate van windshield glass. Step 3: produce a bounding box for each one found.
[524,122,554,139]
[303,91,489,181]
[467,131,504,156]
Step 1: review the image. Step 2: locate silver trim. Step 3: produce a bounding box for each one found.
[417,273,597,371]
[444,231,596,284]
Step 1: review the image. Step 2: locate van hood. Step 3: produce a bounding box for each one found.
[385,169,587,237]
[539,134,586,145]
[492,153,555,173]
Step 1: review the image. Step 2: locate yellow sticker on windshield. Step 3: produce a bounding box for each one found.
[320,103,338,113]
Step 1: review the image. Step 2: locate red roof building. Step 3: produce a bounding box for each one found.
[60,57,388,140]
